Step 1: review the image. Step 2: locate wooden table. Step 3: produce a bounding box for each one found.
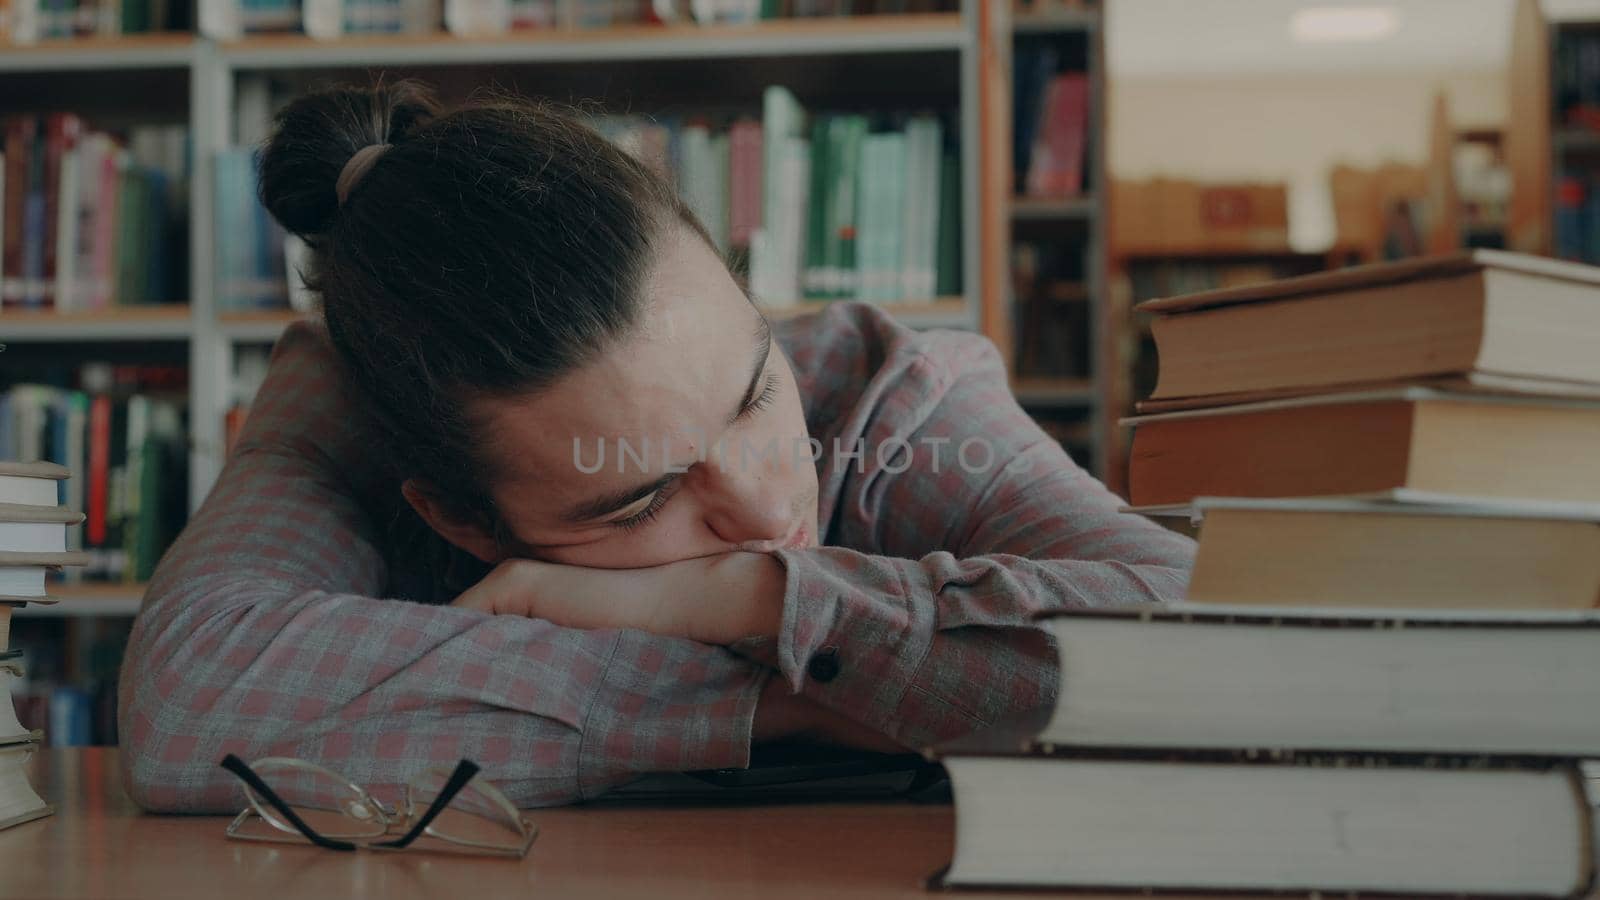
[0,748,1045,900]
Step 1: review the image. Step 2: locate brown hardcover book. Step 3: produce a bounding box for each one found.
[1173,497,1600,611]
[1126,388,1600,507]
[1139,250,1600,402]
[1,117,34,309]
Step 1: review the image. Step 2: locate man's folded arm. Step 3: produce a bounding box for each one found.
[118,324,766,812]
[733,335,1196,750]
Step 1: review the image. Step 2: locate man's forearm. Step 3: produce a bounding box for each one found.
[751,674,907,753]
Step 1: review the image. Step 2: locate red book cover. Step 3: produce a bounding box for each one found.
[729,119,763,250]
[1026,73,1088,198]
[87,393,111,547]
[1,117,35,309]
[40,112,84,310]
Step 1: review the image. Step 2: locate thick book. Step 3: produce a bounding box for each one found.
[1139,250,1600,402]
[928,739,1595,897]
[1031,607,1600,755]
[1169,497,1600,610]
[0,653,40,746]
[0,504,84,557]
[1125,388,1600,507]
[0,461,68,507]
[0,741,51,832]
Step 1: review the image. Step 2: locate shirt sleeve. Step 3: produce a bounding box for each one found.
[732,331,1196,751]
[117,323,766,813]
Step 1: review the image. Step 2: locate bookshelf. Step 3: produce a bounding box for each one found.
[1505,0,1600,264]
[1,4,1016,647]
[996,1,1106,473]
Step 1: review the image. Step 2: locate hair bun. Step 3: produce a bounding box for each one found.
[257,79,442,238]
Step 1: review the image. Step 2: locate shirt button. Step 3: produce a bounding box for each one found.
[806,646,841,683]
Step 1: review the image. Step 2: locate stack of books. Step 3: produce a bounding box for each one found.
[929,250,1600,896]
[1,460,87,831]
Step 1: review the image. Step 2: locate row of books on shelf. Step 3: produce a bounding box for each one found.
[193,0,957,41]
[1011,46,1088,199]
[1554,170,1600,265]
[1555,25,1600,132]
[217,87,963,312]
[0,0,190,42]
[1,115,188,314]
[1009,240,1086,379]
[0,365,187,583]
[936,249,1600,894]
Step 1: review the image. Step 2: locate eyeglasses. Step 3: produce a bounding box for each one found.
[219,754,538,858]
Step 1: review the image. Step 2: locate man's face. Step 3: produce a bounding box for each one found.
[467,224,821,569]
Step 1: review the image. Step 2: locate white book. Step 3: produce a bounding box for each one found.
[0,660,37,745]
[1038,607,1600,756]
[302,0,345,38]
[0,569,47,597]
[0,522,67,555]
[773,137,810,305]
[0,741,51,831]
[444,0,510,34]
[936,749,1594,896]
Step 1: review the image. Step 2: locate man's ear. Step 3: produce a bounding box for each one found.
[401,479,502,564]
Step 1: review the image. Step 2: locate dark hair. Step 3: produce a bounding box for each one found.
[258,80,710,529]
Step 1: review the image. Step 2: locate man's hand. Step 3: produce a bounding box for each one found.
[451,551,787,645]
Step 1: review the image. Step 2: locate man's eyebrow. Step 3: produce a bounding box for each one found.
[560,471,679,525]
[727,315,773,428]
[562,315,771,526]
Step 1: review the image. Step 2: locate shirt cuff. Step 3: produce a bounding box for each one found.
[576,629,768,800]
[729,546,940,745]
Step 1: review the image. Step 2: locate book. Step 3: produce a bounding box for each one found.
[0,462,68,507]
[0,504,83,555]
[0,741,50,832]
[1031,607,1600,754]
[0,652,40,746]
[1164,496,1600,610]
[0,569,47,598]
[1126,388,1600,507]
[1022,72,1087,198]
[1140,250,1600,402]
[930,741,1595,896]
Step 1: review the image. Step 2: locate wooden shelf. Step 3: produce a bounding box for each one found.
[763,298,971,328]
[0,306,192,342]
[1012,376,1096,408]
[1012,8,1099,34]
[1554,128,1600,155]
[220,14,965,68]
[217,310,316,342]
[1011,196,1096,221]
[0,33,195,72]
[16,583,145,618]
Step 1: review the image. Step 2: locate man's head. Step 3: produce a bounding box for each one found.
[259,82,819,569]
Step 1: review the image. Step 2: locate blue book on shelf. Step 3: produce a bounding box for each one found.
[49,686,94,747]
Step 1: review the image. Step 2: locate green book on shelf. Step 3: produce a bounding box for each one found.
[113,168,142,307]
[802,116,833,300]
[902,116,942,302]
[826,115,867,299]
[936,149,961,298]
[857,131,906,303]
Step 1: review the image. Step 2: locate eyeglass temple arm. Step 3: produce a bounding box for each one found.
[219,754,359,852]
[373,760,481,850]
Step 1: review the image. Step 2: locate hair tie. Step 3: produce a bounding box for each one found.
[335,143,392,207]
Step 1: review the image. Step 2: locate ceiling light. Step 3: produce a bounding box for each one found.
[1289,6,1401,43]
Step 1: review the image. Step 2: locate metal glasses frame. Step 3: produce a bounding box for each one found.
[219,754,537,858]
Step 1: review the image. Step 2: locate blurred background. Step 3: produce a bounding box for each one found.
[0,0,1594,744]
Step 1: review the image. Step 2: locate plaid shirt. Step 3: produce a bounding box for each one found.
[118,302,1194,812]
